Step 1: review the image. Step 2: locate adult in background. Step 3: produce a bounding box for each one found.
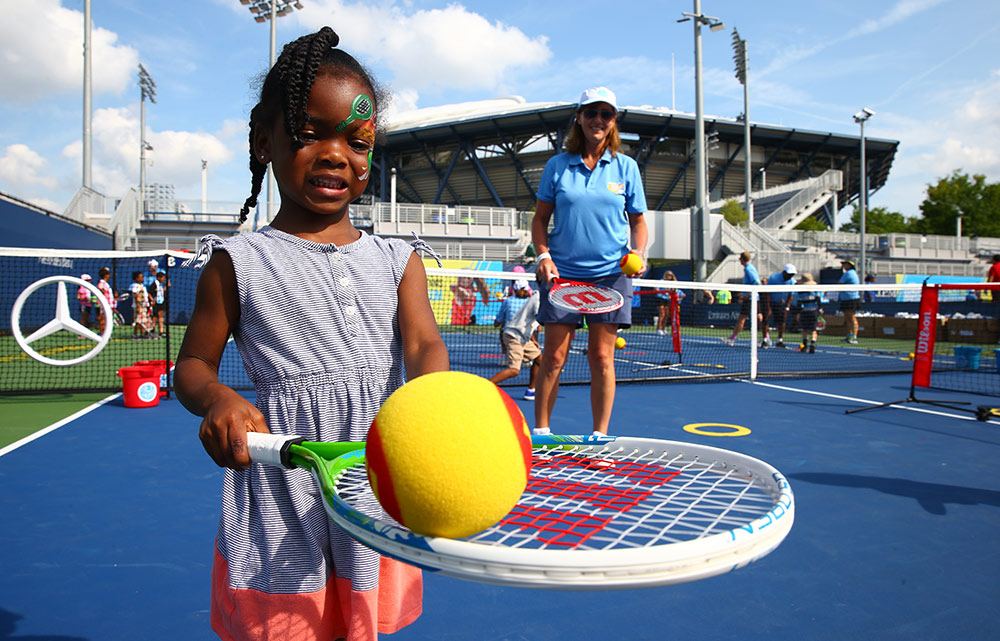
[723,251,763,346]
[985,255,1000,303]
[531,86,648,437]
[839,259,861,344]
[761,263,797,348]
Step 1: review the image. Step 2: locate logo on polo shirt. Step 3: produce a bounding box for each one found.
[607,182,625,195]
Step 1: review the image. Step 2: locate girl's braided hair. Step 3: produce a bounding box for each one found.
[240,27,387,223]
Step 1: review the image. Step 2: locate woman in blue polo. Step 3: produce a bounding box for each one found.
[530,86,649,437]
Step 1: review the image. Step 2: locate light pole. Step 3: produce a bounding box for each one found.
[82,0,92,189]
[853,107,874,277]
[138,64,157,218]
[240,0,304,229]
[732,28,751,220]
[679,1,724,282]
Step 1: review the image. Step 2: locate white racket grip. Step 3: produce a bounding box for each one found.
[246,432,305,469]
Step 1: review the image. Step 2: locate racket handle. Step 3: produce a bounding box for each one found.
[246,432,306,469]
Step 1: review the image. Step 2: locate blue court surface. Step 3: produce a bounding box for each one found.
[2,374,999,640]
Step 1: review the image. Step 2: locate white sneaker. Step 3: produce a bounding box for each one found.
[531,427,551,435]
[657,329,666,336]
[721,337,735,346]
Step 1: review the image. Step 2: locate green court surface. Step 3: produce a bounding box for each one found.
[0,392,113,448]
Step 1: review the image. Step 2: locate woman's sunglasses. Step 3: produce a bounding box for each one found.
[581,107,616,121]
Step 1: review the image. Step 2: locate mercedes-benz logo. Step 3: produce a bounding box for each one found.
[11,275,114,366]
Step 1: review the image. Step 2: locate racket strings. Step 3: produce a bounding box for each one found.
[332,445,780,552]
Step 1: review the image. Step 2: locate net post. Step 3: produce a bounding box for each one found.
[750,288,758,381]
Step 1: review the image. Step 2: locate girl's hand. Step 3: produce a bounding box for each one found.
[198,387,270,471]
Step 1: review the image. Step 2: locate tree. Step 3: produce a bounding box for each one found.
[914,171,1000,237]
[840,205,912,234]
[795,216,829,231]
[718,199,748,226]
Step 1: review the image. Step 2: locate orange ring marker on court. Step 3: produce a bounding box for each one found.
[683,423,751,437]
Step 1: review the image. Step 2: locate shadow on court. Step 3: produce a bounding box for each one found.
[1,373,999,640]
[789,472,1000,515]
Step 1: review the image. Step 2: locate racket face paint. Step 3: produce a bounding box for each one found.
[548,278,624,314]
[816,316,827,331]
[289,434,794,590]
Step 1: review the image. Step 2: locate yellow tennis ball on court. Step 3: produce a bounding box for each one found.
[615,336,626,349]
[366,371,532,539]
[619,251,643,276]
[909,352,915,360]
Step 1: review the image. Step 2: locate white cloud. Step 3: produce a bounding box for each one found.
[0,0,139,103]
[0,144,58,191]
[59,107,233,198]
[297,1,551,105]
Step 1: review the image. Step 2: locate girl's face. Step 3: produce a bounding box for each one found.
[257,72,374,220]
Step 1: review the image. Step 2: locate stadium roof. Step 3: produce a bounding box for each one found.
[372,96,898,224]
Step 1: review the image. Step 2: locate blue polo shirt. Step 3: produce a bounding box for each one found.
[839,268,861,300]
[767,272,795,301]
[743,262,761,300]
[537,150,647,280]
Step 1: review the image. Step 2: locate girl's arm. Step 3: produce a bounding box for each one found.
[531,200,557,284]
[398,252,449,379]
[174,250,268,470]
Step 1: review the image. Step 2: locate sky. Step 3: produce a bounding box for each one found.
[1,0,998,228]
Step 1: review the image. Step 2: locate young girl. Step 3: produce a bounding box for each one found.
[129,271,155,339]
[655,271,685,336]
[174,27,449,641]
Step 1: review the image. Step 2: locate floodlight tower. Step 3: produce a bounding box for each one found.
[82,0,92,189]
[732,28,751,219]
[240,0,305,229]
[679,1,725,282]
[138,64,157,218]
[853,107,875,277]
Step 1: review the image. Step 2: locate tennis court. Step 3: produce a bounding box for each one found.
[2,372,998,640]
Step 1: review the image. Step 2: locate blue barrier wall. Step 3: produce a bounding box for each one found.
[0,197,112,249]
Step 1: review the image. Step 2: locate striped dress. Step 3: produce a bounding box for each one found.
[197,226,422,641]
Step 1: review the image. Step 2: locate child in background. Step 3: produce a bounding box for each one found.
[656,270,685,336]
[129,271,154,339]
[77,274,93,331]
[796,273,823,353]
[490,279,541,399]
[174,27,448,641]
[148,270,168,336]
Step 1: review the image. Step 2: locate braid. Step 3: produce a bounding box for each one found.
[279,27,339,148]
[239,113,267,224]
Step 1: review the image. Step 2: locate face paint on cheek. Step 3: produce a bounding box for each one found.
[356,119,376,181]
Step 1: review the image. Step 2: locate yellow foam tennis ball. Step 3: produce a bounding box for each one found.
[619,251,643,276]
[366,371,532,539]
[909,352,915,360]
[615,336,626,349]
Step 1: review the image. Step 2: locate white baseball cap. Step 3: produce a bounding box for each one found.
[578,86,618,112]
[81,273,92,281]
[148,259,158,268]
[514,279,530,291]
[783,263,797,275]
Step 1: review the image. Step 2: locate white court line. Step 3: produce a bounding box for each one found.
[0,393,122,458]
[747,379,1000,424]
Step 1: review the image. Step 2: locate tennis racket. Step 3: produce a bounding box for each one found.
[247,432,794,590]
[547,278,624,314]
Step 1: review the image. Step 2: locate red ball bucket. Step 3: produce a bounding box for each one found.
[133,360,174,398]
[117,366,161,408]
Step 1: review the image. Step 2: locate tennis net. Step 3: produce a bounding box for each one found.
[2,247,997,397]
